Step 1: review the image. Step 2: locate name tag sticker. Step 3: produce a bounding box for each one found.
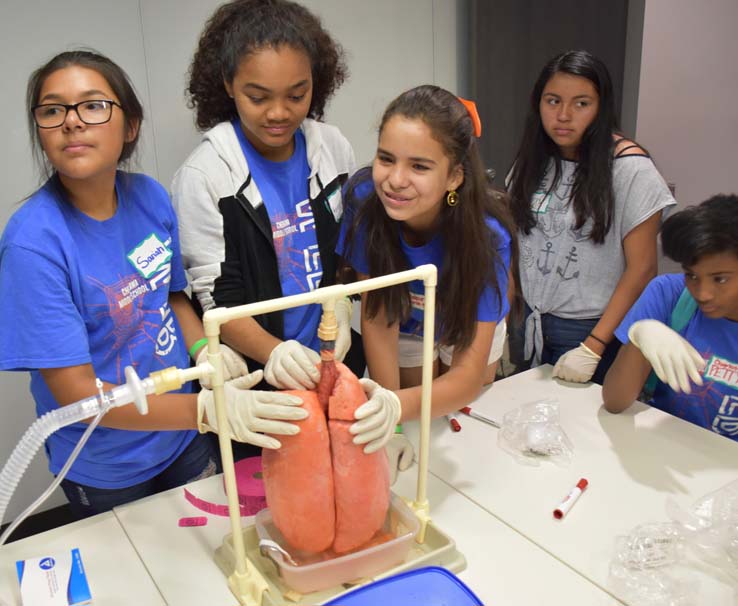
[127,233,173,279]
[532,191,550,213]
[705,355,738,389]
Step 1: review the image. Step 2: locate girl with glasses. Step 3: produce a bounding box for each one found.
[32,98,122,129]
[506,50,676,385]
[0,50,306,518]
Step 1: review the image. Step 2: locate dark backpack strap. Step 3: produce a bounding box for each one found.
[670,287,698,332]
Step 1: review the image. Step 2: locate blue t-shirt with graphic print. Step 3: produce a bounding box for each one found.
[0,172,195,487]
[615,273,738,441]
[337,174,511,338]
[234,121,321,351]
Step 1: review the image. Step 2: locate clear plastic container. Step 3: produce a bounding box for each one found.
[255,493,421,594]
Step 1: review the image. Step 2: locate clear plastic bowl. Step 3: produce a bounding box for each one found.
[255,493,420,594]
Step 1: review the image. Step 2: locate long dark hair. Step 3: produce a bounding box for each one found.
[26,49,143,180]
[187,0,348,130]
[343,85,521,351]
[661,194,738,266]
[508,50,619,244]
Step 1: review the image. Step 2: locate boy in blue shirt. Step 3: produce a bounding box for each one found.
[603,194,738,441]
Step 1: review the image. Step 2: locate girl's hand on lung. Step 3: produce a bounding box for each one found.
[385,433,414,485]
[552,343,601,383]
[334,297,353,362]
[350,378,402,454]
[628,320,705,393]
[264,340,321,390]
[197,370,307,449]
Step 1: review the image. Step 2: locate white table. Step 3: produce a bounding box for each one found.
[404,365,738,604]
[8,364,731,605]
[0,511,165,605]
[393,471,623,606]
[114,472,251,604]
[114,468,622,605]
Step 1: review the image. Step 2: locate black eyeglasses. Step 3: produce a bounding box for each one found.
[31,99,122,129]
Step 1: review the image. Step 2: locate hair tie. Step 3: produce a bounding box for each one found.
[457,96,482,138]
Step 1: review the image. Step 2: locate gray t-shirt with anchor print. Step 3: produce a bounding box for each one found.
[517,155,675,363]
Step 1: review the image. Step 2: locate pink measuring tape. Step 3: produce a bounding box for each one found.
[183,456,267,517]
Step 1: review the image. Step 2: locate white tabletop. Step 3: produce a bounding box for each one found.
[392,470,622,606]
[0,511,165,606]
[113,473,250,604]
[7,363,732,604]
[404,365,738,604]
[113,467,621,605]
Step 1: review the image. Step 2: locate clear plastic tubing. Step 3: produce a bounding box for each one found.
[0,378,153,531]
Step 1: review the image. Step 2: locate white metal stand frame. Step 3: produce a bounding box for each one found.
[202,264,463,605]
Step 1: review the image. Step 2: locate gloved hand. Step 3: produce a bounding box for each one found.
[264,340,321,390]
[628,320,705,393]
[552,343,601,383]
[197,370,307,449]
[350,378,402,454]
[334,297,353,362]
[196,343,250,389]
[385,434,414,485]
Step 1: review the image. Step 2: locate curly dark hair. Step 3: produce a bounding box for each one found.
[187,0,348,130]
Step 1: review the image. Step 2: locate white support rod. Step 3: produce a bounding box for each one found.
[417,279,435,511]
[205,337,250,576]
[202,265,438,335]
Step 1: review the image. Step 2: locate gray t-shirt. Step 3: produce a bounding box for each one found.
[517,155,676,362]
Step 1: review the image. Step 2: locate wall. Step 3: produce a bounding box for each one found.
[140,0,465,183]
[635,0,738,272]
[0,0,464,520]
[469,0,629,182]
[620,0,645,138]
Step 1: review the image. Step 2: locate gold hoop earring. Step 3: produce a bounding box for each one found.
[446,190,459,207]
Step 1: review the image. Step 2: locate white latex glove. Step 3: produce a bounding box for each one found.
[334,297,353,362]
[197,370,307,449]
[350,378,402,454]
[196,344,250,389]
[385,434,414,485]
[552,343,601,383]
[263,340,321,390]
[628,320,705,393]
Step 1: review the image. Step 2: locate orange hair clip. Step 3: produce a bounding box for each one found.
[457,96,482,138]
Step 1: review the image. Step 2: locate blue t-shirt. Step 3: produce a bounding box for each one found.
[233,121,321,351]
[337,175,511,338]
[615,273,738,441]
[0,172,195,487]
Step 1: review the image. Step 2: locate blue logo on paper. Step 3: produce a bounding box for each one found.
[39,557,55,570]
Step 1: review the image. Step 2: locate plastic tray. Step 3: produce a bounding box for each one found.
[255,493,420,594]
[324,566,483,605]
[214,513,466,605]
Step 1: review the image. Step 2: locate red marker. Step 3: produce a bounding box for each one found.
[553,478,588,519]
[445,413,462,432]
[460,406,500,429]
